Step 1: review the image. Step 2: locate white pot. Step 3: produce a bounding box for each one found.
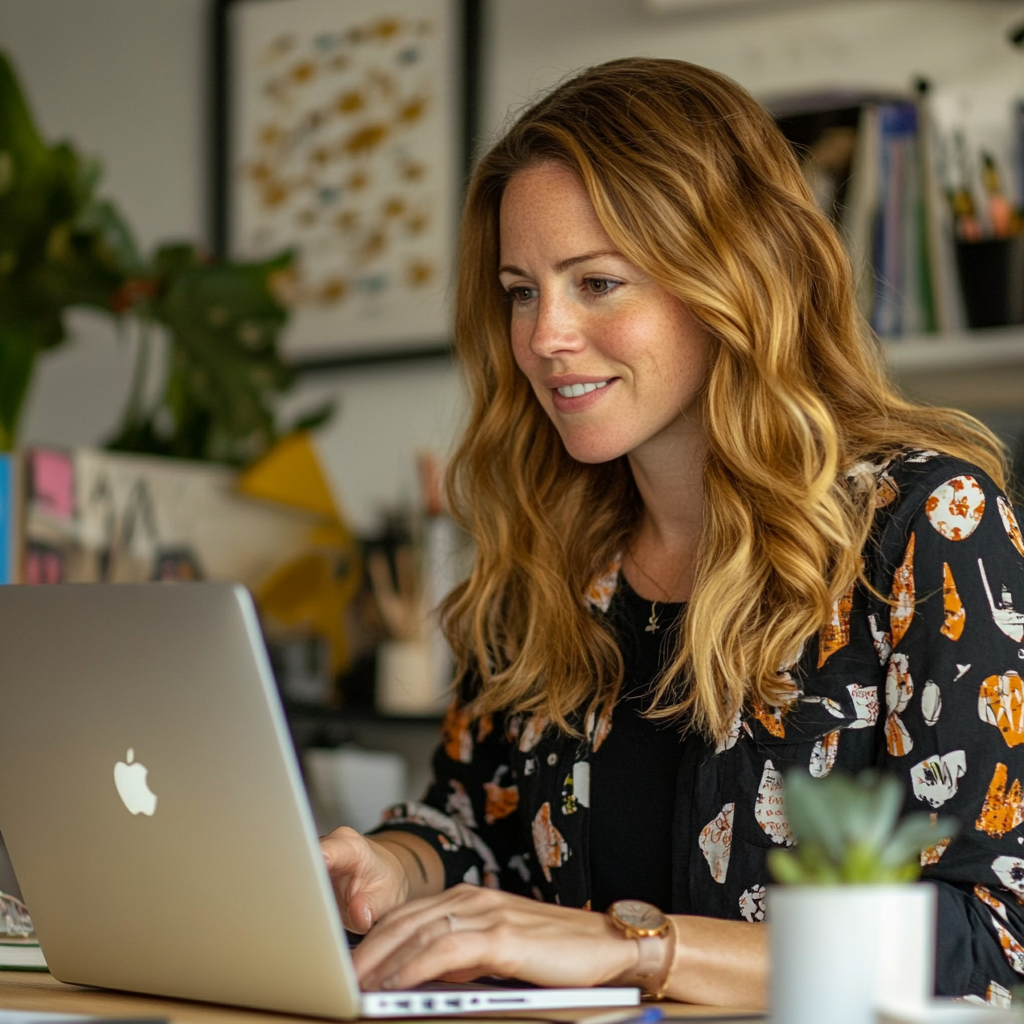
[375,639,450,716]
[769,883,935,1024]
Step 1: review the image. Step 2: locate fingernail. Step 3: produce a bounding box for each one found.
[381,975,400,990]
[363,906,372,928]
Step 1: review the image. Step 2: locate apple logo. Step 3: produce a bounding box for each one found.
[113,748,158,816]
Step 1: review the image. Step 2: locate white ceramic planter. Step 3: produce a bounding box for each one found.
[375,638,449,715]
[769,883,935,1024]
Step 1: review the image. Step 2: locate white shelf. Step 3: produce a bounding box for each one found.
[884,327,1024,374]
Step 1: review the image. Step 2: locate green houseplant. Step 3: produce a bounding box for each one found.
[769,769,957,1024]
[0,51,138,452]
[0,50,325,464]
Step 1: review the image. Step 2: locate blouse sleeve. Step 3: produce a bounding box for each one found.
[877,463,1024,1003]
[368,678,533,895]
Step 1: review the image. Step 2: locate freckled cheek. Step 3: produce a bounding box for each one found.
[510,327,543,384]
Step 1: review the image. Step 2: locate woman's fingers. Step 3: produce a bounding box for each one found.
[353,886,636,991]
[319,827,407,934]
[361,916,514,992]
[352,884,488,977]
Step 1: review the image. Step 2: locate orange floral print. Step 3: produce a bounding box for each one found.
[585,708,612,752]
[998,496,1024,559]
[809,730,840,778]
[925,475,986,541]
[751,699,785,738]
[755,760,793,845]
[885,653,914,756]
[699,803,734,883]
[979,673,1024,748]
[976,763,1024,838]
[920,834,950,867]
[991,915,1024,976]
[941,562,965,641]
[442,701,474,764]
[584,555,621,613]
[483,767,519,825]
[518,715,548,753]
[875,473,898,508]
[890,534,915,647]
[976,885,1008,919]
[818,581,854,667]
[531,802,569,882]
[986,981,1013,1009]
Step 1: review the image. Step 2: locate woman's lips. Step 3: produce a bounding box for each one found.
[550,377,618,413]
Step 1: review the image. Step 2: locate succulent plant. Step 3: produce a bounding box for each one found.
[769,769,958,885]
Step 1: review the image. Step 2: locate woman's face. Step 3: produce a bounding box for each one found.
[499,161,711,466]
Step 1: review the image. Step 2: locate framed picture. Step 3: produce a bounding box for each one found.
[212,0,481,368]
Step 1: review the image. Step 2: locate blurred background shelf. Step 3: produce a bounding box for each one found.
[282,701,445,728]
[885,328,1024,410]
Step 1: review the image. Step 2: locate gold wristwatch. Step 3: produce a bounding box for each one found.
[606,900,673,998]
[607,899,670,940]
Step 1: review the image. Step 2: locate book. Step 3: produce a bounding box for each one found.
[843,103,881,321]
[918,92,965,334]
[0,453,18,584]
[872,102,921,337]
[0,938,45,971]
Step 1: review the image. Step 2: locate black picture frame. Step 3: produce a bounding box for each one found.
[210,0,482,371]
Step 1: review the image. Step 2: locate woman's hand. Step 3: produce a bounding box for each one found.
[353,884,638,991]
[320,827,443,934]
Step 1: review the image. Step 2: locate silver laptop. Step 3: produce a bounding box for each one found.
[0,583,638,1018]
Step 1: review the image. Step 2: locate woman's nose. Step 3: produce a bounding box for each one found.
[529,295,585,358]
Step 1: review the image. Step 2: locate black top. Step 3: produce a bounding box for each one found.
[375,450,1024,1001]
[589,581,686,912]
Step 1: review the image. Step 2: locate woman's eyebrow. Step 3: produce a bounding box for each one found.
[497,250,625,277]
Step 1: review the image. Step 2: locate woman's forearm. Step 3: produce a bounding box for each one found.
[661,915,767,1009]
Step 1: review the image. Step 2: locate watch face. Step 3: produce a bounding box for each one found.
[610,899,666,930]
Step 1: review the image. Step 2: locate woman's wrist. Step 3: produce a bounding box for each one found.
[655,915,767,1009]
[369,832,441,902]
[609,923,676,997]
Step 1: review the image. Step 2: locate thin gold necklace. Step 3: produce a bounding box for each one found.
[627,551,685,634]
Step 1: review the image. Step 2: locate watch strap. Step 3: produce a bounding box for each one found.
[634,935,666,981]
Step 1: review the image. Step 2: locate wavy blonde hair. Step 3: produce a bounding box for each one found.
[442,57,1006,742]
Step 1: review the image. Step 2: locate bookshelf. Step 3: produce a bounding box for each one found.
[884,327,1024,373]
[884,328,1024,409]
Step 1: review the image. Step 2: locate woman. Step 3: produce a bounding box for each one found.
[321,58,1024,1008]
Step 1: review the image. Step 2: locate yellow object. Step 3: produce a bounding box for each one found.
[239,432,361,678]
[238,431,339,518]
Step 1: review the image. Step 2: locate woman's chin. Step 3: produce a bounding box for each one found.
[559,437,630,465]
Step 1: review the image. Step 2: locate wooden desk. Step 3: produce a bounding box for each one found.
[0,971,753,1023]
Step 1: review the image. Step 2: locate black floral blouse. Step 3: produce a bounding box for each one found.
[373,450,1024,1008]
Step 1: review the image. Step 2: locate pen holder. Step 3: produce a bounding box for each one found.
[955,235,1024,328]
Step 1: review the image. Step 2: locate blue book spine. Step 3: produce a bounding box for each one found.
[0,454,12,584]
[871,103,919,337]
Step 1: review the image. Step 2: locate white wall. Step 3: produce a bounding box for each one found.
[6,0,1024,532]
[483,0,1024,138]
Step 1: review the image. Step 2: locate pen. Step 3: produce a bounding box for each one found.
[578,1008,664,1024]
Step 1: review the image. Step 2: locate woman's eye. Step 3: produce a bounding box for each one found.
[505,286,537,303]
[585,278,620,296]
